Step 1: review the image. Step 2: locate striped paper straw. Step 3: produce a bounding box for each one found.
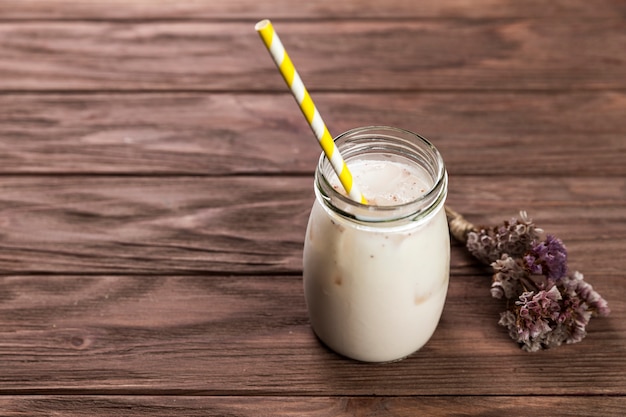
[255,19,367,205]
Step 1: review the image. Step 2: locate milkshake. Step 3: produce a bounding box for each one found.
[303,126,450,362]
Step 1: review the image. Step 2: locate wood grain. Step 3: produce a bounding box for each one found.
[1,0,625,413]
[1,92,625,175]
[1,0,625,20]
[0,273,622,395]
[0,176,623,275]
[0,20,624,91]
[1,395,625,417]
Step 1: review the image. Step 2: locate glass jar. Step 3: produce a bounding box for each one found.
[303,126,450,362]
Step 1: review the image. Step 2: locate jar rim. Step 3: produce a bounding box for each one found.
[315,126,447,223]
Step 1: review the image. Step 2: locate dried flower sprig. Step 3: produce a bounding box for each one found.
[446,207,610,352]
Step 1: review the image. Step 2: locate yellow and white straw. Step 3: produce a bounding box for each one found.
[255,19,367,204]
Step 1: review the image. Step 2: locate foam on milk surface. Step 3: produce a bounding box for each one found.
[329,159,431,206]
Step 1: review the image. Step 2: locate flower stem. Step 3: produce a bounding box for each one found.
[445,205,476,243]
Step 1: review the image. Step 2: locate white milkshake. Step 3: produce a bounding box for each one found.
[303,126,449,362]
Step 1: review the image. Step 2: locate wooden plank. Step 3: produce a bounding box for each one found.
[0,176,623,275]
[0,176,310,275]
[0,20,625,91]
[0,0,624,20]
[1,92,625,176]
[0,274,622,395]
[1,395,625,417]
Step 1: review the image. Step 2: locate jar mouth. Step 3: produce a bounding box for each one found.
[315,126,447,223]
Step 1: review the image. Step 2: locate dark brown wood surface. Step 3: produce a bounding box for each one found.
[1,20,625,91]
[1,1,624,415]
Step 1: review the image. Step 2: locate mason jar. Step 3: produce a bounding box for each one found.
[303,126,450,362]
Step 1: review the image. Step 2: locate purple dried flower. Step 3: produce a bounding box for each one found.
[447,207,610,351]
[558,286,592,345]
[491,254,525,299]
[563,271,611,317]
[497,274,610,351]
[500,287,563,352]
[467,211,542,265]
[523,235,568,282]
[466,231,500,265]
[518,287,562,323]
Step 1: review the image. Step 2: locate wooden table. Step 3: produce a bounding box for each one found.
[1,1,625,415]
